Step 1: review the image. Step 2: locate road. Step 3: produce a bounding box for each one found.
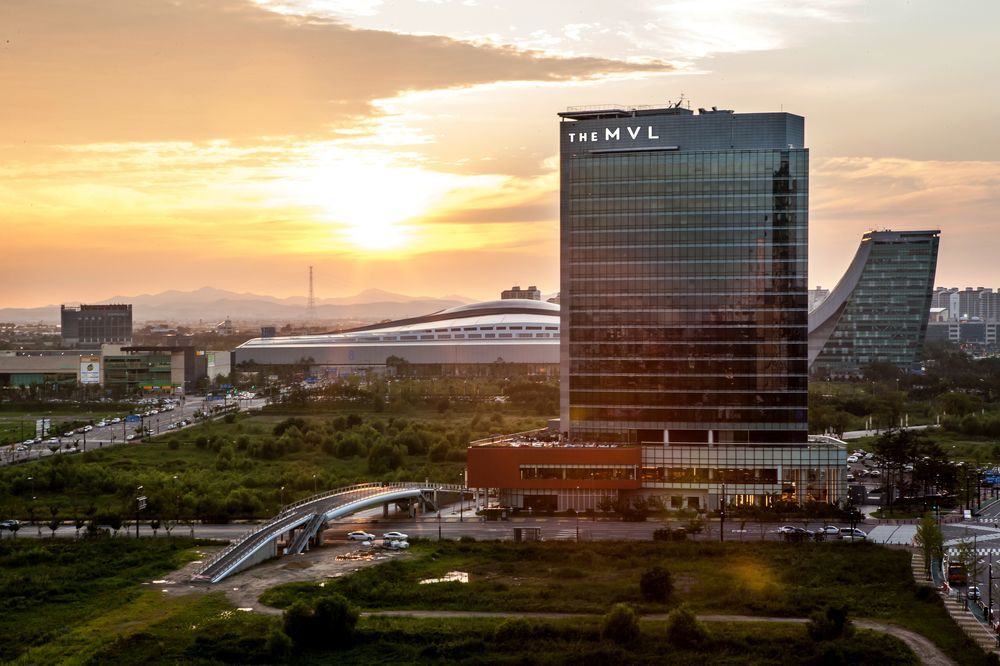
[1,396,268,466]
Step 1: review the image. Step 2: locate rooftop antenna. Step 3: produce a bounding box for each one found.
[307,265,316,319]
[674,93,686,109]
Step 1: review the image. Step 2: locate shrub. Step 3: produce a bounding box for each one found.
[265,627,293,660]
[167,438,180,450]
[600,603,640,644]
[639,565,673,602]
[282,594,358,649]
[807,605,854,641]
[664,605,708,648]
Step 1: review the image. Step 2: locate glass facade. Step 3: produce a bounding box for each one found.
[810,230,940,376]
[560,113,809,446]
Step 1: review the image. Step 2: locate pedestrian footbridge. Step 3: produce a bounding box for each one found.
[192,482,465,584]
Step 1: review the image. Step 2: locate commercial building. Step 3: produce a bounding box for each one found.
[808,230,940,376]
[500,285,542,301]
[469,104,844,511]
[233,299,559,377]
[60,304,132,348]
[0,345,213,393]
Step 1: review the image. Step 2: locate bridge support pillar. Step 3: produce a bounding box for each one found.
[383,502,389,517]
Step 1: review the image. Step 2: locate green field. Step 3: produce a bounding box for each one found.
[1,538,982,665]
[0,537,210,663]
[0,409,546,523]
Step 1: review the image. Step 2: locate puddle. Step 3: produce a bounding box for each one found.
[419,571,469,585]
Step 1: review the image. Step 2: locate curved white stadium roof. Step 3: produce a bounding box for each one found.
[234,299,560,368]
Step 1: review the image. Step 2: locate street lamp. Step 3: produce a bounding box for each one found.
[280,486,286,513]
[312,474,318,495]
[575,485,580,542]
[720,483,727,543]
[135,485,145,539]
[459,472,465,523]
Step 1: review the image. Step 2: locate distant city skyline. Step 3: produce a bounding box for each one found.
[2,0,998,307]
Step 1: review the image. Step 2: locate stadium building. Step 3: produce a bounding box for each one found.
[232,299,560,377]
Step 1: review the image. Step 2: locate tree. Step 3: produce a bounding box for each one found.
[665,605,708,648]
[639,566,673,602]
[150,518,161,537]
[367,442,405,475]
[283,594,358,649]
[913,513,944,580]
[807,605,854,641]
[47,517,60,538]
[600,603,640,644]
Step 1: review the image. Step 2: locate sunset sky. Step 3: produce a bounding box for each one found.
[2,0,998,307]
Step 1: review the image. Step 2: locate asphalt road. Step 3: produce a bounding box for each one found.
[1,396,268,466]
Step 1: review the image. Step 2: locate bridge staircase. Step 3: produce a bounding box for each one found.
[286,513,325,555]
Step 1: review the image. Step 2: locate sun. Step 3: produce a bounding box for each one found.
[276,143,461,255]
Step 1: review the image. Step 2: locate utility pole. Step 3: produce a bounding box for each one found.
[306,266,316,319]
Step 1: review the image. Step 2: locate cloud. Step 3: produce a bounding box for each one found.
[0,0,668,144]
[810,157,1000,288]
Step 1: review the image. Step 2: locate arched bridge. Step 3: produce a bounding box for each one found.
[192,482,466,584]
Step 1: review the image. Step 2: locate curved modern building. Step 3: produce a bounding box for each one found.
[233,299,560,375]
[808,230,940,375]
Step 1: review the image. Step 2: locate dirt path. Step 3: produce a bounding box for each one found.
[154,542,409,613]
[366,610,955,666]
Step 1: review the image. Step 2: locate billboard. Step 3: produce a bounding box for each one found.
[80,355,101,384]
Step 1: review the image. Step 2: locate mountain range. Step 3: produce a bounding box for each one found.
[1,287,478,325]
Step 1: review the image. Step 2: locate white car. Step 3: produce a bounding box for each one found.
[839,528,867,540]
[111,418,122,424]
[386,540,410,550]
[846,455,859,463]
[776,525,799,534]
[96,420,108,427]
[818,525,841,537]
[347,531,376,541]
[382,531,409,541]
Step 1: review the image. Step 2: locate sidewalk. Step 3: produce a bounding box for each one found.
[911,549,1000,655]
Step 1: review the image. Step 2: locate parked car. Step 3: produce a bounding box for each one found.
[818,525,841,537]
[382,531,409,541]
[839,528,867,540]
[347,531,375,541]
[111,417,122,424]
[0,519,20,529]
[969,586,982,601]
[846,455,859,463]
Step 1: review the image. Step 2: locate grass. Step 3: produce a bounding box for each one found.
[75,605,919,665]
[0,537,980,665]
[261,540,990,665]
[0,537,211,663]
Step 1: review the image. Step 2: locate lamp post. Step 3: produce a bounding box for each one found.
[312,474,318,495]
[720,483,727,543]
[575,485,580,542]
[280,486,286,514]
[459,472,465,523]
[135,485,144,539]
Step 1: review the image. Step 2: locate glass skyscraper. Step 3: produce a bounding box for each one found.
[556,105,842,508]
[809,230,940,376]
